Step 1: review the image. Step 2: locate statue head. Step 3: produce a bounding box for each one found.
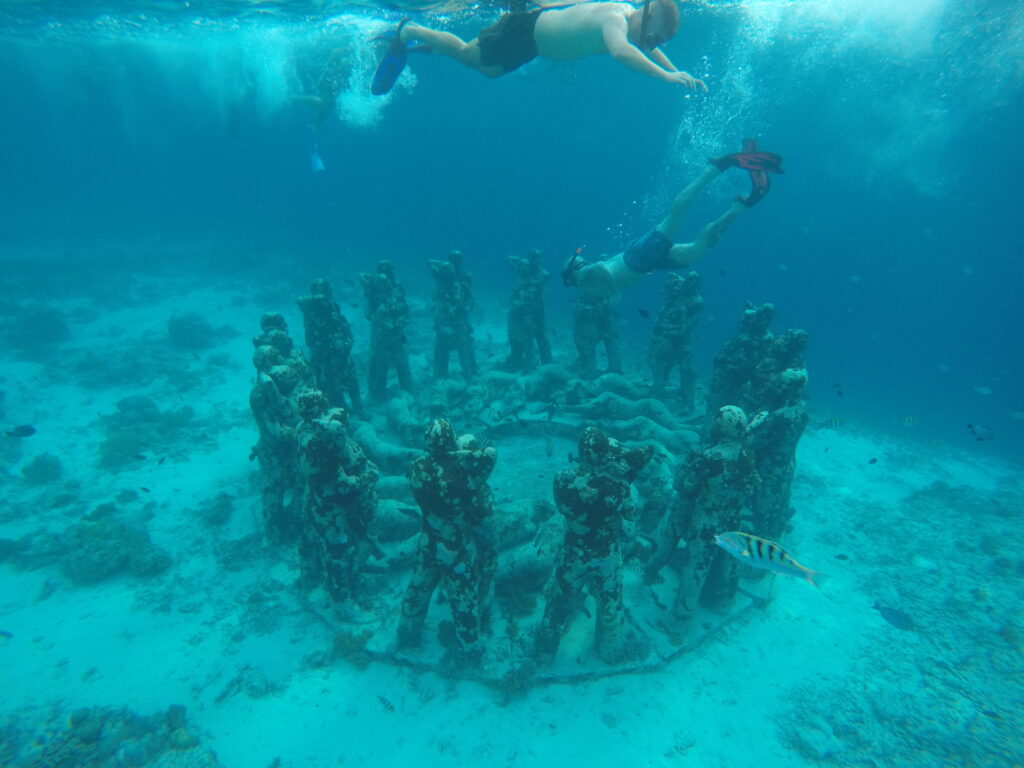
[425,418,458,456]
[297,389,329,420]
[712,405,749,443]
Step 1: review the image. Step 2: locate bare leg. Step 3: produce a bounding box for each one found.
[401,24,488,72]
[668,201,746,268]
[656,165,723,240]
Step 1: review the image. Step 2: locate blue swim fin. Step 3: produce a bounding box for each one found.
[371,19,429,96]
[310,136,326,173]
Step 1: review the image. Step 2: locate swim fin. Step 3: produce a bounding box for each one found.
[709,138,784,174]
[371,19,430,96]
[310,133,326,173]
[738,169,770,207]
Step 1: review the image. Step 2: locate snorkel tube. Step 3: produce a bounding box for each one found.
[638,0,652,48]
[561,246,587,286]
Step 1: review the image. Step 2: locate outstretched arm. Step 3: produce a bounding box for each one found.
[601,17,706,91]
[648,47,707,92]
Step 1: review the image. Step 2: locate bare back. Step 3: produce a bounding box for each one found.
[533,2,633,60]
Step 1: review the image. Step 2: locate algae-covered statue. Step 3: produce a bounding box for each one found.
[296,389,380,608]
[360,260,414,403]
[649,271,703,410]
[297,279,362,414]
[506,249,552,371]
[647,405,758,622]
[430,250,478,382]
[397,419,497,664]
[535,426,652,664]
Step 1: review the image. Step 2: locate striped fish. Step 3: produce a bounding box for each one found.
[713,532,824,587]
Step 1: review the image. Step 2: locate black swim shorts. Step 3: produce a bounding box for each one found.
[478,11,541,74]
[623,230,675,274]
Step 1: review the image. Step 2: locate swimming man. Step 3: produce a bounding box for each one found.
[376,1,706,93]
[562,141,783,299]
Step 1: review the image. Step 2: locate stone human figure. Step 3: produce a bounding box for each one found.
[249,364,304,543]
[250,313,311,543]
[397,419,497,663]
[359,260,413,402]
[252,312,314,384]
[647,406,758,622]
[705,302,775,416]
[297,279,362,414]
[506,249,552,371]
[648,271,703,410]
[748,367,809,540]
[572,292,622,379]
[535,426,652,664]
[430,250,478,381]
[295,389,380,606]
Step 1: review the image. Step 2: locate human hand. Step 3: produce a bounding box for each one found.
[669,71,708,92]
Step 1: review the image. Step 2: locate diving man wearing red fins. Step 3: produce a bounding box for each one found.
[562,140,784,298]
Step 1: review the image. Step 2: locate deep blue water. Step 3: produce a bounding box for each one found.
[0,0,1021,456]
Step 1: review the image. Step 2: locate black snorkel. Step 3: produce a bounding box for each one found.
[638,0,653,50]
[561,246,586,287]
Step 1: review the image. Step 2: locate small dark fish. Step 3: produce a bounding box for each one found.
[832,382,845,397]
[0,630,12,640]
[718,268,728,276]
[637,308,650,319]
[139,487,151,493]
[133,453,147,461]
[5,425,35,438]
[824,447,830,452]
[967,423,994,442]
[834,553,849,561]
[377,695,395,712]
[192,353,200,360]
[981,710,1002,721]
[158,457,166,465]
[868,457,878,464]
[873,602,914,631]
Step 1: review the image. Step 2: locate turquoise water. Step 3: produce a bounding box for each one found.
[0,1,1021,766]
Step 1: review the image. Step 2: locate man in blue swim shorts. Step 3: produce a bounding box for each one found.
[562,140,783,299]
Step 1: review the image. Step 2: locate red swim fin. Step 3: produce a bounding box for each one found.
[710,138,784,174]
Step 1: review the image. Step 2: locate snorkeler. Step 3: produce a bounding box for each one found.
[371,0,706,95]
[293,48,353,135]
[293,48,354,171]
[562,140,783,299]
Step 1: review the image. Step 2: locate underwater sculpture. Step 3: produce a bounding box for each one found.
[430,250,478,382]
[397,419,497,664]
[704,304,809,541]
[747,365,809,540]
[505,249,553,371]
[250,313,311,543]
[535,426,653,664]
[252,312,314,383]
[360,260,414,403]
[646,405,758,622]
[295,390,380,608]
[297,279,362,414]
[648,271,703,411]
[572,291,622,379]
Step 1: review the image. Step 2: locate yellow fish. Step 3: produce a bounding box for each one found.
[714,532,824,587]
